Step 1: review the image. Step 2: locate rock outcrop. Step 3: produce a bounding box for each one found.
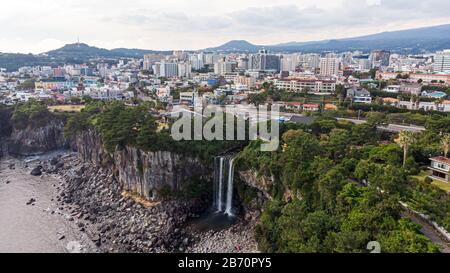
[8,120,67,156]
[239,170,274,201]
[53,154,208,253]
[73,130,212,201]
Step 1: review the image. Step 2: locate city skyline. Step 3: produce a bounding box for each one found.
[1,0,450,54]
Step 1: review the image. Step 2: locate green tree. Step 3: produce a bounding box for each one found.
[380,219,439,253]
[441,134,450,158]
[397,130,416,167]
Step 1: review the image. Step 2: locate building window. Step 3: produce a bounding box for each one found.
[432,171,446,179]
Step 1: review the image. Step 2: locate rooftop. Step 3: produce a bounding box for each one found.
[430,156,450,165]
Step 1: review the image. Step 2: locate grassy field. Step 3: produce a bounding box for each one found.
[48,105,85,113]
[412,171,450,192]
[432,180,450,192]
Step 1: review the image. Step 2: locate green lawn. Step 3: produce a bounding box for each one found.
[412,171,450,192]
[432,180,450,192]
[48,105,85,112]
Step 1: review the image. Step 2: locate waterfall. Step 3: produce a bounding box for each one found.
[224,158,235,216]
[213,156,235,217]
[215,157,225,212]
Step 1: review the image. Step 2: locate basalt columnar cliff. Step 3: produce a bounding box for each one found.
[8,120,68,156]
[73,130,211,201]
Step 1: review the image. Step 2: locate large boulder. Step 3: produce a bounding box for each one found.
[30,166,43,176]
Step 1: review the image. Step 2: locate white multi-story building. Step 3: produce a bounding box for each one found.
[214,60,234,75]
[281,54,300,72]
[359,59,371,71]
[205,54,222,65]
[143,54,155,71]
[160,61,178,78]
[274,79,336,94]
[190,56,204,70]
[384,85,401,93]
[177,62,192,78]
[320,57,340,77]
[152,63,161,77]
[434,50,450,73]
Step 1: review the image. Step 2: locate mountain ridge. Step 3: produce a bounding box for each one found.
[207,23,450,53]
[1,23,450,71]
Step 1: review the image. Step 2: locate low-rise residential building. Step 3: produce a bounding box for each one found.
[398,100,450,112]
[284,102,302,111]
[273,79,336,94]
[399,84,422,96]
[347,87,372,104]
[35,80,75,91]
[302,104,320,112]
[429,156,450,182]
[324,104,338,111]
[409,73,450,85]
[383,97,400,106]
[384,85,401,93]
[180,92,195,104]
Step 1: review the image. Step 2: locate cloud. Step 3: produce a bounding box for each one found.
[0,0,449,52]
[114,0,450,36]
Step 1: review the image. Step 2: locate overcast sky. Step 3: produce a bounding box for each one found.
[0,0,449,53]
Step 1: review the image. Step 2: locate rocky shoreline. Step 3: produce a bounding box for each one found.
[2,150,260,253]
[48,153,259,253]
[49,154,209,253]
[0,155,97,253]
[186,220,259,253]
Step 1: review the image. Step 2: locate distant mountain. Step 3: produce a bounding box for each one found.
[43,43,111,60]
[0,44,172,71]
[206,24,450,53]
[205,40,261,52]
[44,43,171,59]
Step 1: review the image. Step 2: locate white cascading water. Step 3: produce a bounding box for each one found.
[216,157,224,212]
[213,156,235,217]
[224,158,235,216]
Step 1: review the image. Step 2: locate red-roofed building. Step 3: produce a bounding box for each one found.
[285,102,302,111]
[302,104,320,112]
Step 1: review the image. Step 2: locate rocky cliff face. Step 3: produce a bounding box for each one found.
[8,120,68,156]
[234,170,274,221]
[239,170,274,201]
[74,131,212,201]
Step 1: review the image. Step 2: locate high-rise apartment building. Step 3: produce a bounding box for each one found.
[177,62,192,78]
[320,57,340,77]
[249,49,280,72]
[281,54,300,72]
[370,50,391,68]
[214,59,234,75]
[160,61,178,78]
[434,50,450,73]
[143,54,158,71]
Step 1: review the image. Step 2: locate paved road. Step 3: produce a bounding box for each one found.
[401,211,450,253]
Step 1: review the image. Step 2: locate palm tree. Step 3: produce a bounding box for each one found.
[441,134,450,158]
[434,98,445,112]
[410,95,420,110]
[397,130,416,167]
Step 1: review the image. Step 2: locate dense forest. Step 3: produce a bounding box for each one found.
[235,115,450,253]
